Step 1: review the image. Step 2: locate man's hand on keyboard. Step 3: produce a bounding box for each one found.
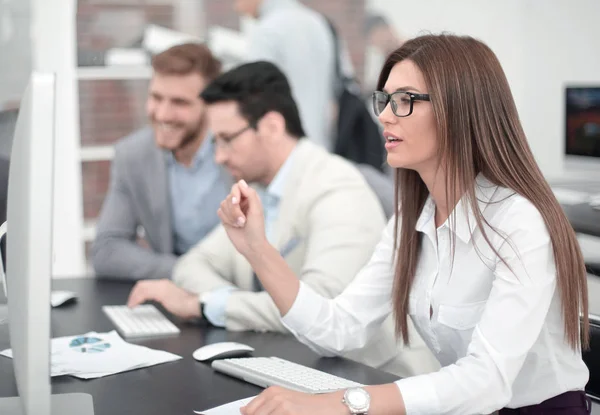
[127,279,200,320]
[240,386,346,415]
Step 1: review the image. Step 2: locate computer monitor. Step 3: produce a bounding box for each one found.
[0,72,94,414]
[564,86,600,177]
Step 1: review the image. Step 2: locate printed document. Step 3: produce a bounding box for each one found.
[0,330,181,379]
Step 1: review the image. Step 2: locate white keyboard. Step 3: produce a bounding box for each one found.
[211,356,362,394]
[102,304,180,338]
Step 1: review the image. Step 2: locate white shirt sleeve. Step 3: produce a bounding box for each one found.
[284,195,565,414]
[281,217,396,356]
[396,199,558,414]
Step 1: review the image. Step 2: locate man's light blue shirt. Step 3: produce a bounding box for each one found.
[203,147,297,327]
[167,135,230,256]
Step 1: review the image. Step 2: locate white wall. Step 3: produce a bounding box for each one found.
[0,0,32,108]
[519,0,600,179]
[32,0,86,277]
[367,0,600,179]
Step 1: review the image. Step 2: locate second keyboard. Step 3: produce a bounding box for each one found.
[102,304,180,338]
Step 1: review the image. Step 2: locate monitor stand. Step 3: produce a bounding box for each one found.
[0,393,95,414]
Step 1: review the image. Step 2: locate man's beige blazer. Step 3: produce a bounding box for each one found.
[174,140,439,376]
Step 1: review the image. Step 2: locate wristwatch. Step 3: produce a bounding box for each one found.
[342,387,370,415]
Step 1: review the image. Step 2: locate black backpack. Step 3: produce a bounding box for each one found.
[324,19,387,172]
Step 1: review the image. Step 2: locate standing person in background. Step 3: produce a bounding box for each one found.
[364,13,404,96]
[234,0,350,151]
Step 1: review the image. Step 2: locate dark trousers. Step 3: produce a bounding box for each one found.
[499,390,591,414]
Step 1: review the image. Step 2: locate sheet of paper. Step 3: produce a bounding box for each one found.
[0,330,181,379]
[194,396,256,415]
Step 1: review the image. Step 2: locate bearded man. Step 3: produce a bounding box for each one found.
[91,43,231,281]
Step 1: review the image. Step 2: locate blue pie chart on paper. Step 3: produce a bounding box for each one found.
[69,336,111,353]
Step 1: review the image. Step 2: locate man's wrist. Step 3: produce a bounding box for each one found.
[201,287,236,327]
[184,292,201,319]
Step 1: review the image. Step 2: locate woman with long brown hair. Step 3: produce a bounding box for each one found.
[217,34,591,414]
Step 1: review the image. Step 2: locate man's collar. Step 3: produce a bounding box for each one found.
[265,145,297,201]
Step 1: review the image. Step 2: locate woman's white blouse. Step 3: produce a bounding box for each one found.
[281,177,589,414]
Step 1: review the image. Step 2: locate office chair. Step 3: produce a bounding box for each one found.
[0,108,18,159]
[583,316,600,403]
[0,108,17,265]
[588,263,600,277]
[0,157,8,265]
[355,163,394,219]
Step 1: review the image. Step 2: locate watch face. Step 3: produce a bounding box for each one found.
[346,388,370,410]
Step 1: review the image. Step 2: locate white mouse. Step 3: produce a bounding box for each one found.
[192,342,254,362]
[50,290,77,307]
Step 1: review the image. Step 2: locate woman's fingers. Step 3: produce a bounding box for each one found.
[238,180,262,218]
[219,182,249,227]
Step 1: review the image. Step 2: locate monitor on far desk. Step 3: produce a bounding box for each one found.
[0,72,94,414]
[564,86,600,180]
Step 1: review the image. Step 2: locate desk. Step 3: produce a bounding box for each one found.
[563,202,600,238]
[552,181,600,238]
[0,279,398,415]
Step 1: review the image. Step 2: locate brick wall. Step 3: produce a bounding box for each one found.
[204,0,240,31]
[79,80,149,147]
[79,0,367,263]
[82,160,111,220]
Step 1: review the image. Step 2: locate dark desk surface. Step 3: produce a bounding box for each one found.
[563,202,600,238]
[551,181,600,238]
[0,279,398,415]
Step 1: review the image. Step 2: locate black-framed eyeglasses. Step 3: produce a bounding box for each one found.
[212,125,253,149]
[372,91,431,117]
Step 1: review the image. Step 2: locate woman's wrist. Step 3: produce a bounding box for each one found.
[364,384,405,415]
[319,385,405,415]
[245,238,275,264]
[318,391,347,414]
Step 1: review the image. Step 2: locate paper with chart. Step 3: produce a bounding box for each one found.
[194,396,256,415]
[0,330,181,379]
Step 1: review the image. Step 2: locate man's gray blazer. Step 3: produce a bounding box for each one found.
[92,128,179,280]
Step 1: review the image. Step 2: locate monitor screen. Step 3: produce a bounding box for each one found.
[565,86,600,159]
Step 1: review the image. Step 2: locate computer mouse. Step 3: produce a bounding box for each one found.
[192,342,254,362]
[50,290,77,307]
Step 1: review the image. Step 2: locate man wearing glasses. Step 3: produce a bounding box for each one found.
[126,61,440,378]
